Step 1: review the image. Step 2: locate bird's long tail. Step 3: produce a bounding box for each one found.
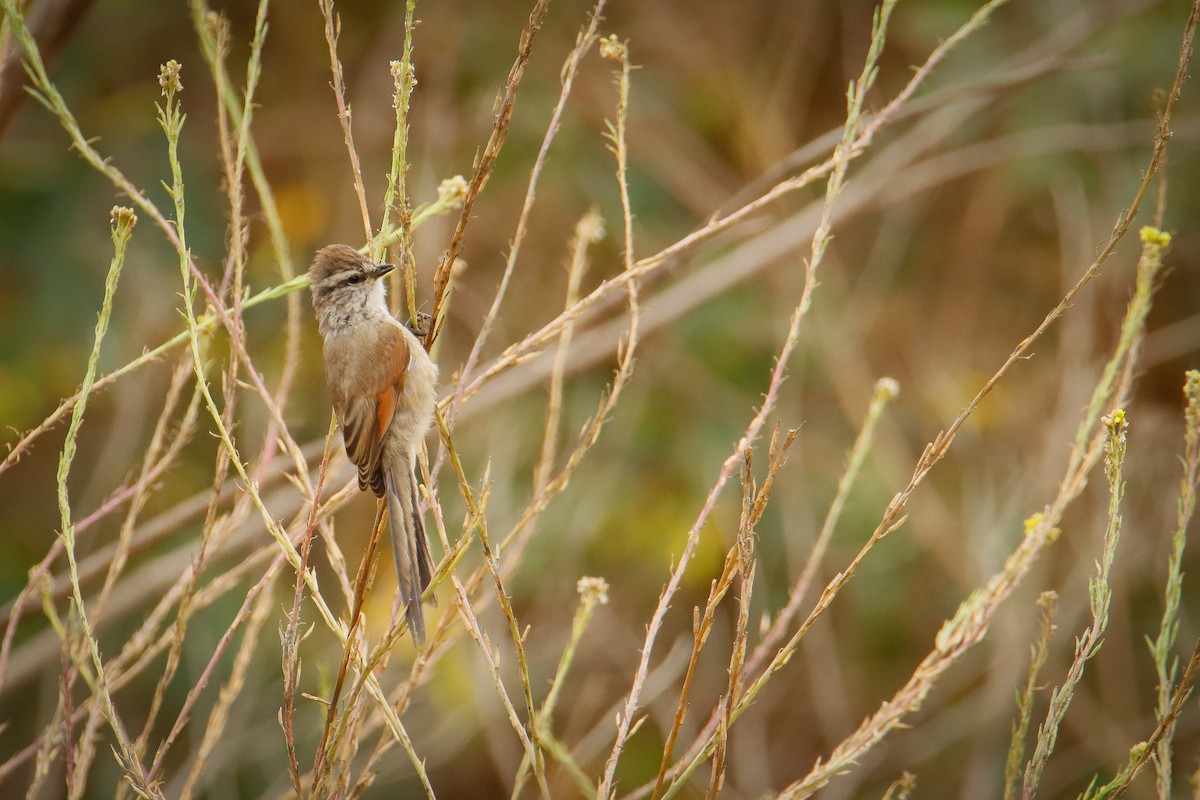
[385,464,433,644]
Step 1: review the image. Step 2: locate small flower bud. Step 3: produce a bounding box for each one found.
[158,60,183,96]
[599,35,627,61]
[437,175,469,207]
[577,576,610,606]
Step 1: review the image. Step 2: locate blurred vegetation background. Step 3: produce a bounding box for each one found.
[1,0,1199,798]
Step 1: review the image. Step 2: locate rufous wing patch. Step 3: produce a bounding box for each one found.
[336,322,412,498]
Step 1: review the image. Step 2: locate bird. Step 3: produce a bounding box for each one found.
[308,244,439,644]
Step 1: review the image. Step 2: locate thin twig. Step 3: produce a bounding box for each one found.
[54,206,157,795]
[317,0,372,240]
[425,0,552,348]
[449,0,607,415]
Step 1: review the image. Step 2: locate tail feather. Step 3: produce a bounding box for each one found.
[410,481,434,596]
[385,467,431,644]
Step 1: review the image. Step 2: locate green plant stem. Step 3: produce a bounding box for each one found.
[378,0,419,321]
[512,578,608,799]
[1004,592,1059,800]
[56,208,156,796]
[1021,410,1129,799]
[1147,370,1200,797]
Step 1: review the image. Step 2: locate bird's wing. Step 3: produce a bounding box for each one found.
[338,323,410,496]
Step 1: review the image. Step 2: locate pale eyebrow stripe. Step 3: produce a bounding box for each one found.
[319,268,360,287]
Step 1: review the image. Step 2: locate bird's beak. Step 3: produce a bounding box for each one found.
[370,263,396,279]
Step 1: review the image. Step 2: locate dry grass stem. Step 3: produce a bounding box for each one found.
[425,0,552,349]
[318,0,373,240]
[450,0,608,412]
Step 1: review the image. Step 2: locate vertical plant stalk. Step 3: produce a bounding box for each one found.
[706,460,758,800]
[708,432,792,798]
[56,206,156,796]
[1024,408,1128,800]
[190,0,306,506]
[534,210,604,492]
[433,409,552,800]
[591,27,655,796]
[134,7,268,767]
[1003,592,1058,800]
[311,503,387,797]
[1147,369,1200,798]
[208,0,270,333]
[511,577,610,800]
[205,10,240,296]
[282,412,339,796]
[142,61,239,784]
[425,0,552,349]
[234,0,300,353]
[650,490,744,800]
[378,0,418,320]
[477,495,551,795]
[317,0,373,240]
[450,0,607,410]
[648,427,795,800]
[60,640,76,792]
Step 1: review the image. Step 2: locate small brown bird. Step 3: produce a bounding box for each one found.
[308,244,439,643]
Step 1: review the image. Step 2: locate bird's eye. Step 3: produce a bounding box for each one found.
[346,274,363,285]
